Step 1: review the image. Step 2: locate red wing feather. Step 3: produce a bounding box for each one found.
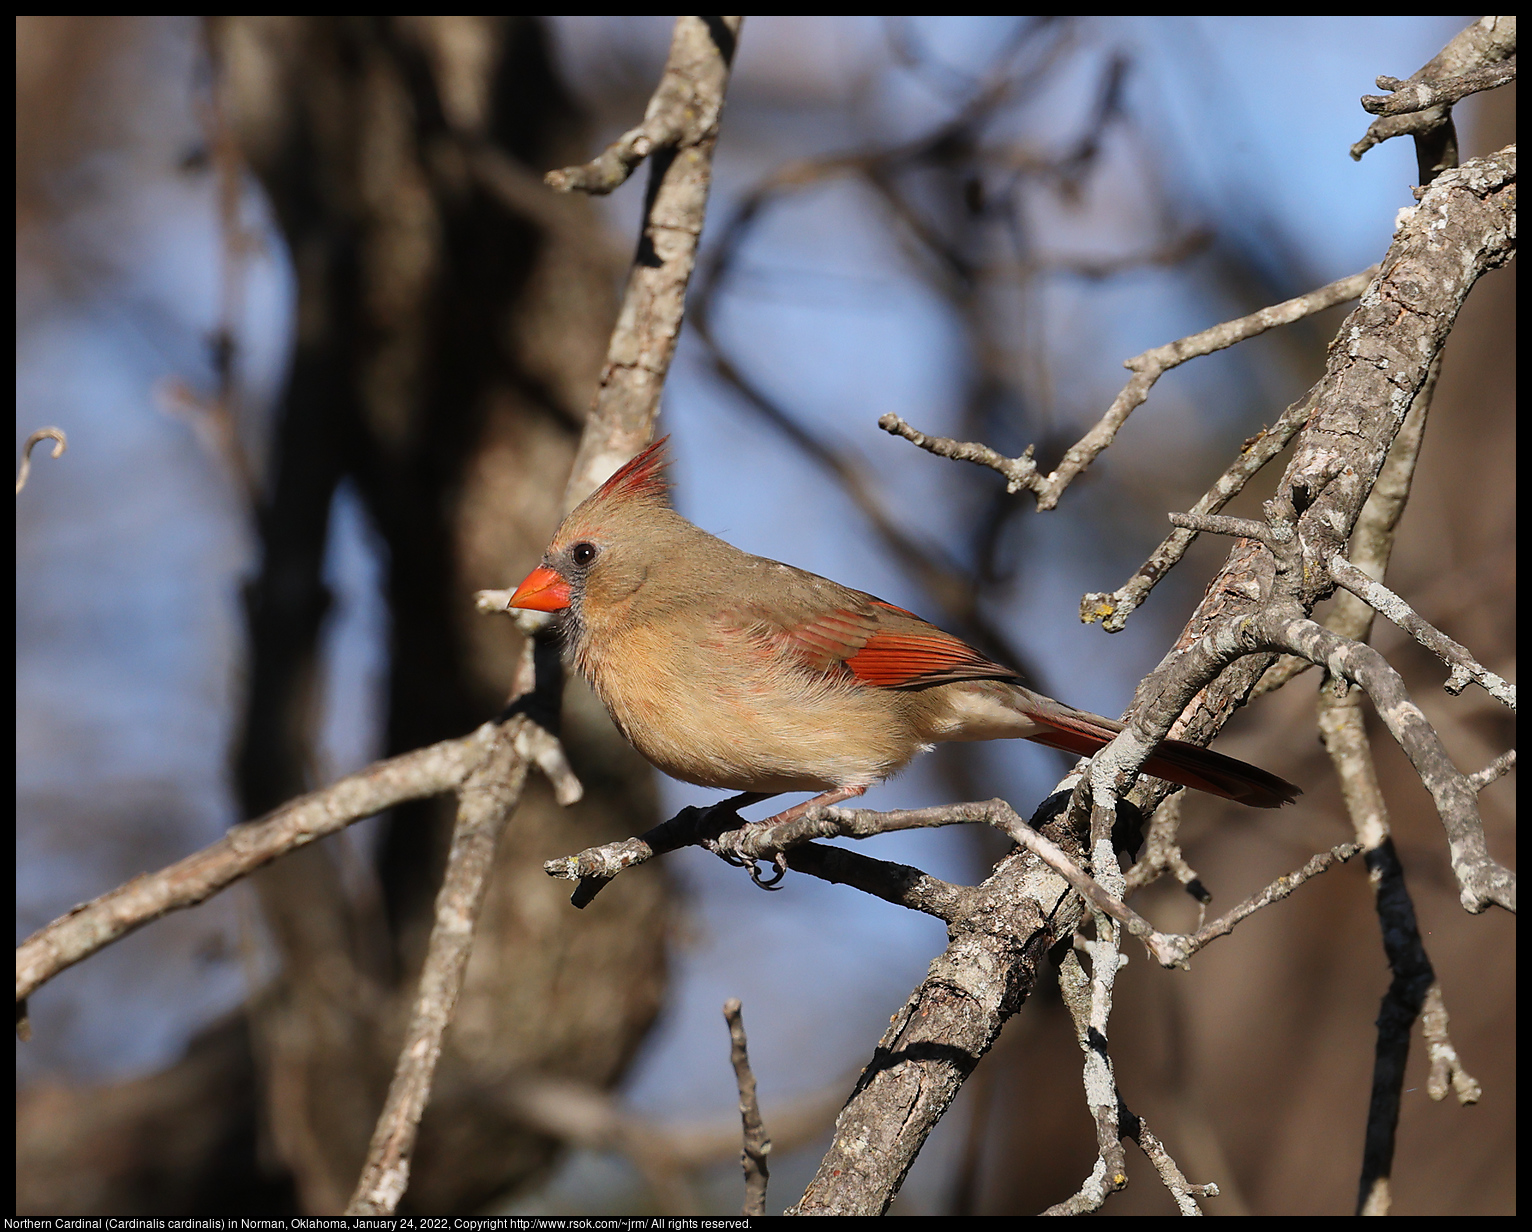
[844,631,1018,689]
[781,608,880,673]
[777,599,1017,689]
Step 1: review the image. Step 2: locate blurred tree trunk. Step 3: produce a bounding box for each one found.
[18,15,670,1216]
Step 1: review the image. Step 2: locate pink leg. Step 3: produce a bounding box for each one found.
[748,783,867,828]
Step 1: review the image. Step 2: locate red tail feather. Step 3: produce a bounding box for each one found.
[1024,723,1298,809]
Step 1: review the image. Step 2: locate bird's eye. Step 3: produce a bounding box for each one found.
[570,541,598,567]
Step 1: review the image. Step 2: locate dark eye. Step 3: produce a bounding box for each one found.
[570,541,598,567]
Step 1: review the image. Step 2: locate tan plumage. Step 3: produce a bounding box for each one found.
[509,440,1299,810]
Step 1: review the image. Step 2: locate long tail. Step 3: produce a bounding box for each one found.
[1017,697,1300,809]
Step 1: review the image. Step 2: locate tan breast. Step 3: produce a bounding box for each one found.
[580,612,924,793]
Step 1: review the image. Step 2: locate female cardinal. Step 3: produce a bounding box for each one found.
[508,439,1298,816]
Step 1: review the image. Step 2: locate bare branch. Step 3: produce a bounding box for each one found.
[16,426,67,495]
[1126,1112,1220,1216]
[1050,949,1218,1216]
[553,16,744,516]
[545,797,976,919]
[1083,391,1315,633]
[1363,56,1516,117]
[876,412,1039,494]
[1103,145,1513,838]
[16,727,509,1003]
[790,829,1082,1215]
[883,267,1376,515]
[514,721,584,807]
[545,18,741,196]
[1168,509,1293,548]
[1261,612,1513,914]
[1352,17,1516,166]
[723,999,771,1216]
[1167,843,1363,967]
[1002,813,1166,961]
[1467,749,1515,794]
[1420,983,1482,1105]
[1329,554,1516,710]
[1045,946,1127,1215]
[347,727,530,1215]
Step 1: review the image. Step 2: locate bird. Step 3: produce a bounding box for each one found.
[507,438,1299,825]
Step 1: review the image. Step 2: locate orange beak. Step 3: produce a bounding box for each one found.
[508,565,572,612]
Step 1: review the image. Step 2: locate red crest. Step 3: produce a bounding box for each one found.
[593,436,670,505]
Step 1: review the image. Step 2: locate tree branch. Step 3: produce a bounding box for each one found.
[723,999,771,1216]
[1261,611,1513,914]
[1328,554,1516,709]
[548,16,744,518]
[346,726,529,1215]
[881,266,1376,516]
[16,727,518,1004]
[544,17,740,197]
[1351,17,1516,171]
[787,138,1515,1216]
[1362,56,1516,118]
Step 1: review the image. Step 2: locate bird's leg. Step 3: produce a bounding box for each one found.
[749,784,868,829]
[736,785,869,890]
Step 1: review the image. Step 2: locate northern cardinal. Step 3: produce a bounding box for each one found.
[508,439,1298,818]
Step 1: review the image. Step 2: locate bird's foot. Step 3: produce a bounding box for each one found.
[725,785,869,891]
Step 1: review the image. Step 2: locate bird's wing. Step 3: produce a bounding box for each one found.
[733,575,1019,690]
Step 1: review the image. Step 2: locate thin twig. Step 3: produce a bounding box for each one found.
[1419,983,1482,1105]
[1329,554,1516,710]
[544,17,740,197]
[882,267,1376,517]
[1083,393,1316,635]
[1075,266,1385,631]
[1350,16,1515,173]
[16,725,525,1004]
[16,427,67,495]
[1260,610,1514,914]
[1466,749,1515,794]
[1362,56,1516,117]
[724,999,771,1216]
[347,725,529,1214]
[1170,843,1363,965]
[1125,1110,1219,1216]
